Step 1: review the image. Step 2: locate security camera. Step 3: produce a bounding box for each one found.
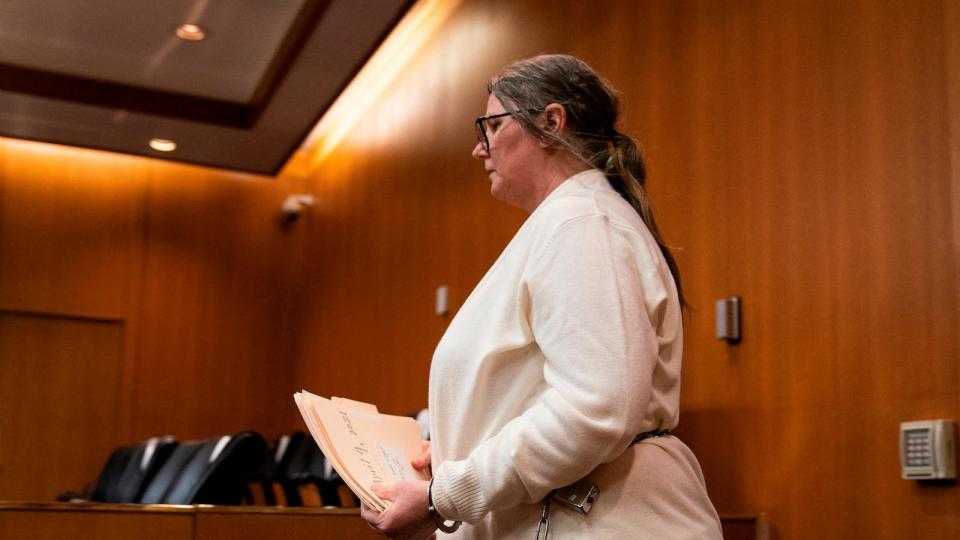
[281,198,303,221]
[281,194,315,222]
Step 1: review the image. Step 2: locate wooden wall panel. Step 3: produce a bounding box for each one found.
[0,140,146,318]
[0,140,312,496]
[0,313,125,500]
[947,0,960,329]
[673,4,960,537]
[130,158,310,440]
[669,0,959,526]
[297,0,960,538]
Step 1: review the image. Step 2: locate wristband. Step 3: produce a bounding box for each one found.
[428,478,462,533]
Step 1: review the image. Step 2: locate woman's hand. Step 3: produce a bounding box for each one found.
[360,480,436,539]
[411,440,431,471]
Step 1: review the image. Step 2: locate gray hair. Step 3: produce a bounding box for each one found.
[488,54,685,307]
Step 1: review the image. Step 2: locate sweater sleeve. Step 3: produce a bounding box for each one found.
[431,212,668,523]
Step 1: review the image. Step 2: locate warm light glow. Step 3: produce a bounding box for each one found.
[301,0,463,162]
[175,23,207,41]
[149,138,177,152]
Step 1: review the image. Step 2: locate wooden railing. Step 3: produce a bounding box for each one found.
[0,501,378,540]
[1,501,769,540]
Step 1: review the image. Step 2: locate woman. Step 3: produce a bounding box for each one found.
[361,54,722,539]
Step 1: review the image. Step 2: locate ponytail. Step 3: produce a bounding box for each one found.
[602,134,686,308]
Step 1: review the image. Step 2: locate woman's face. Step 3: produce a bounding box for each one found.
[471,94,545,211]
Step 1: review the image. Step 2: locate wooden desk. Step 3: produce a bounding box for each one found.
[0,502,379,540]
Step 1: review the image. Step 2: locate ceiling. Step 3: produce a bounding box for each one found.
[0,0,414,175]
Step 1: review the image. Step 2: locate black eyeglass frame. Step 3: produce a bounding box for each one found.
[474,108,542,152]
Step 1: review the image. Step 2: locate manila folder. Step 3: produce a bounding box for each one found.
[293,390,428,511]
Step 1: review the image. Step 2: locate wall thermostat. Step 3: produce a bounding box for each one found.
[899,419,956,480]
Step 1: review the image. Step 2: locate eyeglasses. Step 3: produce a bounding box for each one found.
[473,109,542,152]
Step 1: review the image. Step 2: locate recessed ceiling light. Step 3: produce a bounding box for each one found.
[175,23,207,41]
[149,138,177,152]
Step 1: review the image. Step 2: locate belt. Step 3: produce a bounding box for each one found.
[630,429,671,446]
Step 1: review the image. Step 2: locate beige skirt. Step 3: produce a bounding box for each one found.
[446,435,722,539]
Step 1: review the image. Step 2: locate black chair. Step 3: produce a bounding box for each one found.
[139,431,267,505]
[89,436,178,503]
[243,432,304,505]
[256,432,344,507]
[284,433,341,506]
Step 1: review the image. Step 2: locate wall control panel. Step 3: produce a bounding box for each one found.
[899,419,956,480]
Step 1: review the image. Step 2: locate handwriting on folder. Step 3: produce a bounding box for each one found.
[294,391,428,511]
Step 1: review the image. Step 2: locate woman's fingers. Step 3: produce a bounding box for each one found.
[362,480,434,538]
[371,482,395,502]
[360,501,378,521]
[411,441,432,470]
[359,502,387,536]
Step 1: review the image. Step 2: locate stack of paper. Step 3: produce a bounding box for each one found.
[293,391,429,511]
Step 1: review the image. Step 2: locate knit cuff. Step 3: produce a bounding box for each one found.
[432,459,487,523]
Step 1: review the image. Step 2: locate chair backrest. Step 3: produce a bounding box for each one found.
[139,431,267,505]
[271,432,307,479]
[282,433,332,483]
[244,432,306,505]
[90,436,178,503]
[264,432,343,507]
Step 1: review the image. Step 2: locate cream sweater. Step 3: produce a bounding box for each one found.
[428,170,721,538]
